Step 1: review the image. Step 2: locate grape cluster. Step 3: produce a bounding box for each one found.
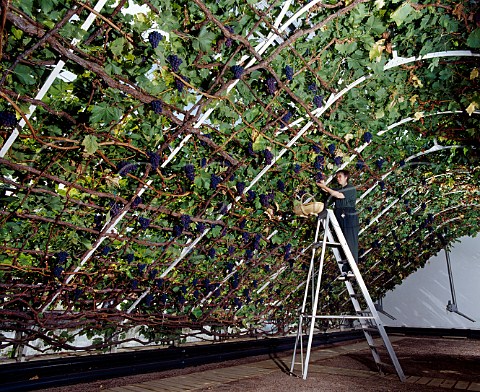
[150,100,162,114]
[246,190,256,202]
[228,246,235,256]
[247,141,256,157]
[102,246,111,256]
[147,151,161,170]
[334,156,342,166]
[225,26,234,47]
[276,179,285,192]
[57,251,68,263]
[149,269,158,279]
[312,144,321,153]
[242,231,250,243]
[363,131,372,143]
[180,214,191,229]
[196,222,206,233]
[259,194,269,207]
[266,77,277,95]
[167,54,182,72]
[284,65,293,81]
[138,216,150,229]
[308,83,317,92]
[280,110,292,125]
[218,203,228,214]
[231,65,244,79]
[132,196,142,208]
[263,265,270,272]
[328,143,336,155]
[53,265,64,278]
[263,149,274,165]
[378,181,385,190]
[110,202,121,217]
[138,263,146,275]
[208,248,216,258]
[234,297,243,309]
[236,181,245,195]
[94,214,103,231]
[74,288,83,301]
[210,174,222,190]
[126,253,134,263]
[184,164,195,181]
[356,160,365,170]
[315,172,324,182]
[175,75,189,92]
[173,224,183,237]
[313,95,323,108]
[245,249,253,260]
[376,158,385,169]
[253,234,261,250]
[145,293,154,307]
[148,31,163,49]
[0,111,17,127]
[200,157,207,167]
[117,161,137,176]
[314,155,324,170]
[131,279,139,289]
[293,164,301,173]
[399,160,405,167]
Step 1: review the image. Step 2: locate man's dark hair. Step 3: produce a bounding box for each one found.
[336,169,350,180]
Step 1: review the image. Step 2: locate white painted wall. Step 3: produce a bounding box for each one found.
[379,235,480,329]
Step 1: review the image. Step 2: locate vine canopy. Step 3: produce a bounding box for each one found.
[0,0,479,353]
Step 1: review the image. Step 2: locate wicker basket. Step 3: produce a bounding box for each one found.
[293,193,324,217]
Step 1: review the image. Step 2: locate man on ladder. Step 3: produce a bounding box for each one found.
[317,169,359,280]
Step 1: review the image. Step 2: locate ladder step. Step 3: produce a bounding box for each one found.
[362,326,379,333]
[312,241,342,248]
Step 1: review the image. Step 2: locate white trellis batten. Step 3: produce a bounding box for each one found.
[0,0,110,158]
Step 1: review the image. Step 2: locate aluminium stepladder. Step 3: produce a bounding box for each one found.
[289,208,405,381]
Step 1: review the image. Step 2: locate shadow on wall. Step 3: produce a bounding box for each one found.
[380,235,480,329]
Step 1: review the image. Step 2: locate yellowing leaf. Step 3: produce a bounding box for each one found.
[470,68,479,80]
[344,133,354,141]
[409,95,418,105]
[413,111,424,121]
[466,102,477,116]
[411,74,423,88]
[81,135,99,155]
[369,39,385,61]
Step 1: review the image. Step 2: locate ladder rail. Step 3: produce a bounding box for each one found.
[290,209,405,382]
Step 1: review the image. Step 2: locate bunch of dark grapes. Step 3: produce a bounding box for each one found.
[200,133,211,147]
[363,131,372,143]
[102,246,111,256]
[284,243,292,260]
[175,75,189,92]
[246,190,256,202]
[263,149,274,165]
[149,269,158,279]
[137,263,146,275]
[277,180,285,193]
[0,111,17,127]
[264,265,270,272]
[236,181,245,195]
[196,222,206,233]
[245,249,253,260]
[180,214,191,229]
[315,172,324,182]
[57,251,68,264]
[94,214,103,231]
[247,142,256,157]
[334,156,342,166]
[378,181,385,190]
[53,265,64,278]
[138,216,150,229]
[314,155,324,170]
[266,77,277,95]
[145,293,154,307]
[284,65,293,81]
[231,65,244,79]
[126,254,134,263]
[148,31,163,49]
[242,232,250,243]
[228,246,235,256]
[131,279,139,289]
[150,100,162,114]
[147,151,161,170]
[356,160,365,170]
[218,203,228,214]
[312,144,321,153]
[259,194,269,207]
[376,158,385,169]
[184,164,195,181]
[328,143,336,155]
[225,26,234,47]
[109,202,121,217]
[132,196,142,208]
[210,174,222,190]
[239,218,246,230]
[167,54,182,72]
[253,234,261,250]
[280,110,292,125]
[313,95,323,108]
[200,157,207,167]
[74,288,83,301]
[308,83,317,92]
[173,224,183,237]
[293,164,301,174]
[399,160,405,167]
[117,161,137,176]
[208,248,216,258]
